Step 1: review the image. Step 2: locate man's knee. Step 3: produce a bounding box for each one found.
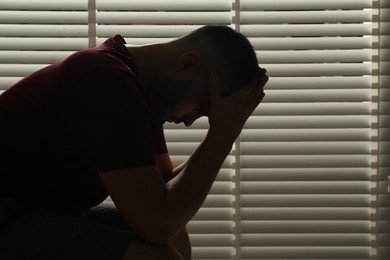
[121,239,184,260]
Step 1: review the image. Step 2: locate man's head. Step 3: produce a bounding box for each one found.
[141,25,260,126]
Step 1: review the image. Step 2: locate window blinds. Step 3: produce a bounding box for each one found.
[0,0,89,92]
[95,0,232,45]
[0,0,388,259]
[238,0,375,259]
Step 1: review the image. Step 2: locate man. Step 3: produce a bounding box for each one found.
[0,25,268,259]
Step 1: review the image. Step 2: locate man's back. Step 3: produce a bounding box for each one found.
[0,35,153,215]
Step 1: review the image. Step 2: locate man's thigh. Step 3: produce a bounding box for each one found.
[85,201,187,260]
[85,201,191,260]
[0,199,134,260]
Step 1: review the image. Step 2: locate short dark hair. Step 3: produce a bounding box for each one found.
[182,25,259,97]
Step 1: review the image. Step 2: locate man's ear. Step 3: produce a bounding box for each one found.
[175,52,201,73]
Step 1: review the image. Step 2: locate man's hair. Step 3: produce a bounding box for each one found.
[180,25,260,97]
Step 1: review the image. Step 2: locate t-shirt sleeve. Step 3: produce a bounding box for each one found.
[57,67,160,172]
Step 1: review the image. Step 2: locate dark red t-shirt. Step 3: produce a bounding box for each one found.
[0,35,167,215]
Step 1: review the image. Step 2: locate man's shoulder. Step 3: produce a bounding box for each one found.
[61,48,127,74]
[59,47,140,96]
[61,36,135,76]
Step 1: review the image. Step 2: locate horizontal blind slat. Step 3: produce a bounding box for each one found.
[240,181,370,194]
[245,116,371,129]
[0,25,88,37]
[187,221,233,234]
[258,50,372,63]
[250,37,372,50]
[241,168,371,181]
[0,38,88,51]
[0,0,87,10]
[263,63,372,77]
[0,64,48,77]
[253,103,371,116]
[241,208,371,220]
[190,234,233,247]
[240,0,372,10]
[0,51,74,64]
[240,155,370,168]
[263,89,371,102]
[0,11,87,24]
[241,234,371,246]
[242,220,371,233]
[192,208,234,221]
[266,77,372,89]
[97,25,205,38]
[96,0,232,11]
[97,12,231,24]
[241,24,372,37]
[240,194,371,207]
[241,246,371,259]
[192,247,234,259]
[241,10,372,24]
[240,142,371,155]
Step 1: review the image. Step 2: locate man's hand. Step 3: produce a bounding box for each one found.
[208,68,268,142]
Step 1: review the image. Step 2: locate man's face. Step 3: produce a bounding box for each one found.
[148,75,209,127]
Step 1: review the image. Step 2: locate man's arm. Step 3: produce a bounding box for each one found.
[99,70,268,245]
[154,153,192,260]
[154,153,175,182]
[155,153,188,183]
